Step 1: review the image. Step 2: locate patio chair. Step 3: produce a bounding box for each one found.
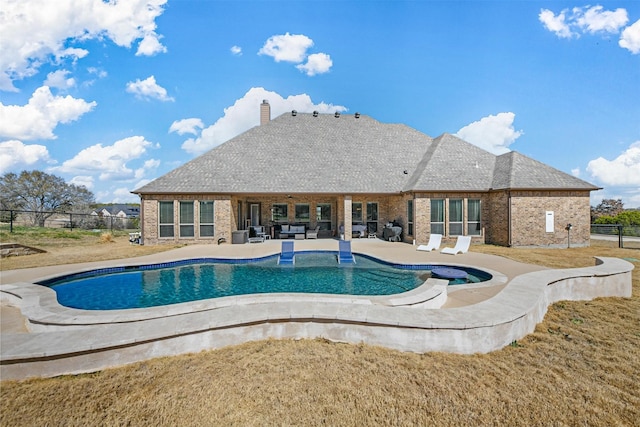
[306,226,320,239]
[440,236,471,255]
[278,240,295,265]
[416,233,442,252]
[338,239,355,264]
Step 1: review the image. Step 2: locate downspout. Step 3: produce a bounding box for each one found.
[507,190,512,247]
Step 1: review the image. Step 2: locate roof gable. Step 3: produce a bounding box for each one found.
[404,133,496,191]
[492,152,599,190]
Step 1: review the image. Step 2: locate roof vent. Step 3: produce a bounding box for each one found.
[355,112,360,119]
[313,111,318,117]
[335,111,340,118]
[291,110,297,116]
[403,170,408,175]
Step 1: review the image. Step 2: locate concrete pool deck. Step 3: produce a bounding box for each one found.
[0,239,634,380]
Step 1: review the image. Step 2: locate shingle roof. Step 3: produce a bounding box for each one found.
[134,112,599,195]
[491,151,599,190]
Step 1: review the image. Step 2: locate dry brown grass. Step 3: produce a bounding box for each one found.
[0,233,179,271]
[1,241,639,426]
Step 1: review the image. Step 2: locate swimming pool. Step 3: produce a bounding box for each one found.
[40,252,491,310]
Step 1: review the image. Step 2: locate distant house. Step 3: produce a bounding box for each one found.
[91,204,140,218]
[133,101,599,247]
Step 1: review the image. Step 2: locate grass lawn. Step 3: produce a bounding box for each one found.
[1,233,638,426]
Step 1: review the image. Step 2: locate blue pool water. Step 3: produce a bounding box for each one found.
[41,252,491,310]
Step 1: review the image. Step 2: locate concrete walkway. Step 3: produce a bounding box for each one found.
[1,239,633,380]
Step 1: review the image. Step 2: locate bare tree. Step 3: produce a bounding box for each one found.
[591,198,624,221]
[0,170,95,227]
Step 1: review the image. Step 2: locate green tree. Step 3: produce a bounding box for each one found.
[614,210,640,226]
[0,170,95,227]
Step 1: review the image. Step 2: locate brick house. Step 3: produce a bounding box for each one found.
[133,101,599,247]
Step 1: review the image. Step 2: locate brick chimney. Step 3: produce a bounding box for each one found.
[260,99,271,125]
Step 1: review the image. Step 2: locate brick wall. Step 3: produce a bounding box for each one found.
[509,190,591,247]
[139,194,231,245]
[139,190,592,247]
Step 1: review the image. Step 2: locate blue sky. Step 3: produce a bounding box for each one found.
[1,0,639,207]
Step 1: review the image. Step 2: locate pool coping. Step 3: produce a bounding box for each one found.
[0,240,634,380]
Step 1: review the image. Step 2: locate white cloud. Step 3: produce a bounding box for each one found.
[126,76,174,102]
[0,140,51,173]
[181,87,347,155]
[134,158,160,180]
[53,135,154,181]
[586,141,640,186]
[169,118,204,136]
[0,0,168,91]
[259,33,314,62]
[231,45,242,56]
[111,187,140,203]
[539,9,575,38]
[620,19,640,54]
[0,86,96,140]
[576,5,628,34]
[454,112,523,155]
[571,168,581,177]
[69,175,94,189]
[44,70,76,90]
[136,33,167,56]
[541,6,636,55]
[296,53,333,76]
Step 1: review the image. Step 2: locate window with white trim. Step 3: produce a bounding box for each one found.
[200,201,214,237]
[449,199,463,236]
[159,201,174,238]
[179,201,194,237]
[430,199,444,235]
[467,199,481,235]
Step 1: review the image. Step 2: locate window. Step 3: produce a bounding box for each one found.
[200,201,214,237]
[467,199,481,235]
[352,202,363,223]
[407,200,414,236]
[272,203,288,223]
[179,202,194,237]
[449,199,463,236]
[316,203,332,230]
[366,202,378,233]
[430,199,444,235]
[159,201,174,238]
[295,203,310,222]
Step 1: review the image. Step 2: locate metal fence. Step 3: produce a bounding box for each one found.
[1,209,139,233]
[590,223,640,249]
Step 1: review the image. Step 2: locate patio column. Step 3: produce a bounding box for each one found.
[343,196,352,241]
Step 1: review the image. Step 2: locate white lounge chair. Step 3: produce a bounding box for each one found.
[416,233,442,252]
[441,236,471,255]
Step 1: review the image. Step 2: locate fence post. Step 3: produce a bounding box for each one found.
[69,213,73,231]
[10,210,13,233]
[618,224,623,248]
[110,216,113,233]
